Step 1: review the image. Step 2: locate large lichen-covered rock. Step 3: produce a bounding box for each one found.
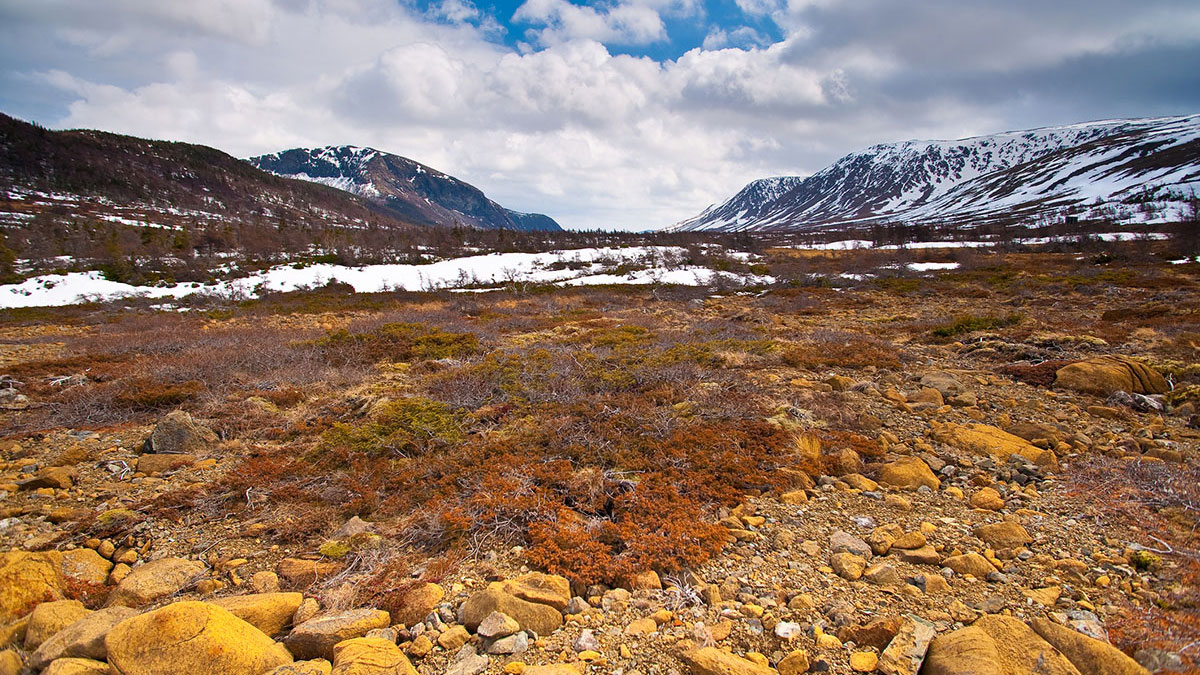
[1055,356,1168,396]
[41,657,110,675]
[142,410,218,455]
[972,615,1082,675]
[0,551,64,624]
[60,549,113,587]
[876,456,940,490]
[1032,617,1151,675]
[877,615,935,675]
[209,592,304,637]
[105,557,206,608]
[679,646,775,675]
[105,601,293,675]
[498,573,571,612]
[29,606,138,671]
[284,609,391,661]
[329,637,418,675]
[24,600,91,650]
[922,626,1004,675]
[930,421,1056,467]
[461,586,562,637]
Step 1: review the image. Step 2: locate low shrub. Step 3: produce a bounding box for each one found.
[316,322,480,366]
[930,313,1023,339]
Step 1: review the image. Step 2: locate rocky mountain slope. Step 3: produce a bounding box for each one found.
[673,115,1200,232]
[249,146,562,231]
[0,113,413,235]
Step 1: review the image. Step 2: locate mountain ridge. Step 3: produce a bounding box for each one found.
[672,114,1200,232]
[248,146,562,232]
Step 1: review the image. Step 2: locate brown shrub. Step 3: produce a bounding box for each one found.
[997,360,1074,387]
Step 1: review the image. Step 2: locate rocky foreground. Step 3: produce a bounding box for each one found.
[1,255,1198,675]
[1,350,1191,674]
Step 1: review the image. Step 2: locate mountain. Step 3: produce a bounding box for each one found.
[672,115,1200,232]
[248,146,562,231]
[0,113,412,235]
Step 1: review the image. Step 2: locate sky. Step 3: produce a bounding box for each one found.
[2,0,1199,231]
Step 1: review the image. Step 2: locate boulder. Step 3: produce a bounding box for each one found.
[680,647,775,675]
[877,457,940,490]
[210,592,304,636]
[477,611,520,639]
[0,551,64,623]
[941,553,996,579]
[462,586,562,636]
[1032,617,1151,675]
[829,530,873,558]
[390,582,443,628]
[0,649,20,675]
[831,552,867,581]
[973,615,1082,675]
[277,558,342,588]
[1055,356,1168,396]
[970,488,1005,511]
[920,372,965,397]
[499,573,571,611]
[42,658,110,675]
[143,410,218,455]
[894,545,941,566]
[18,466,76,490]
[329,637,417,675]
[930,421,1055,467]
[24,600,91,650]
[105,557,205,608]
[267,660,332,675]
[284,609,391,661]
[974,522,1033,549]
[105,601,293,675]
[29,606,139,670]
[922,626,1004,675]
[877,615,935,675]
[60,549,113,586]
[837,617,902,651]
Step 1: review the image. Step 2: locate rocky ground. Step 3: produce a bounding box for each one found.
[0,247,1197,675]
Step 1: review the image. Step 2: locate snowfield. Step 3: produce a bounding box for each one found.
[0,247,775,309]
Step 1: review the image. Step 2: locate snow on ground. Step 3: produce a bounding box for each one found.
[0,247,772,309]
[907,262,960,272]
[788,232,1168,251]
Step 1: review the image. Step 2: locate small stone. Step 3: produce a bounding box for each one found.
[831,552,867,581]
[850,652,879,672]
[624,618,657,635]
[778,650,810,675]
[437,625,470,651]
[478,611,520,639]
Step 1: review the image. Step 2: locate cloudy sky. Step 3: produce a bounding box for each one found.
[2,0,1199,230]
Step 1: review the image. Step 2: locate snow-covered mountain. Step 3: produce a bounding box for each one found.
[249,146,562,231]
[672,115,1200,232]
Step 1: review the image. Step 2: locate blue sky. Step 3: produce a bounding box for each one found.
[2,0,1199,230]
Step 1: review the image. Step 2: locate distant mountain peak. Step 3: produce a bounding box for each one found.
[672,114,1200,232]
[249,146,561,231]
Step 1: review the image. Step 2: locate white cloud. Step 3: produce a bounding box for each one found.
[513,0,667,46]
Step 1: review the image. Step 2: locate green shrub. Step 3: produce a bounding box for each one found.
[930,313,1023,338]
[319,397,466,458]
[316,322,479,365]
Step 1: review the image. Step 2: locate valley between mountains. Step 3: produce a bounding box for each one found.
[0,112,1198,675]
